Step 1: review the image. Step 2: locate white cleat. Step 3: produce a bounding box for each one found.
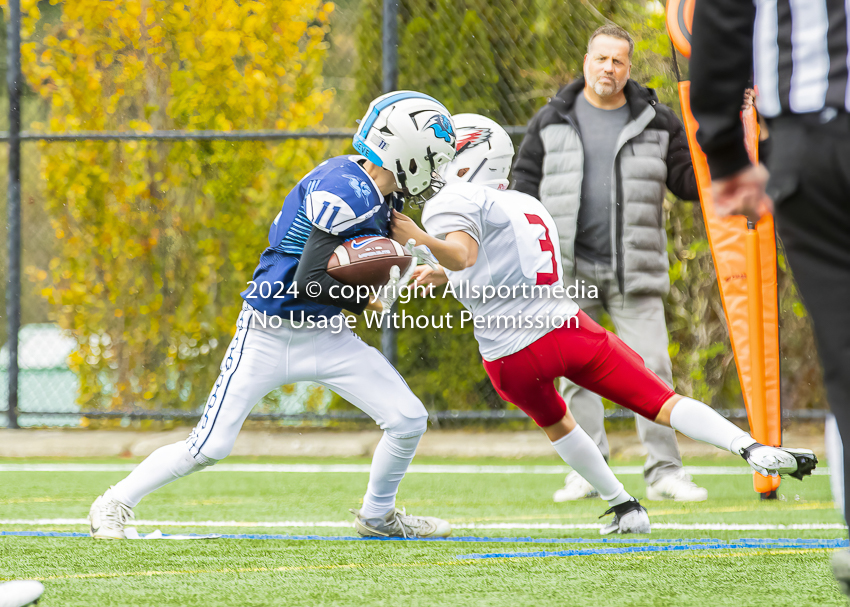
[741,443,818,480]
[646,469,708,502]
[599,499,651,535]
[351,508,451,538]
[88,488,134,539]
[0,581,44,607]
[553,470,599,502]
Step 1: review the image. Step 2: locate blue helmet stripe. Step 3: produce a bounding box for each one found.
[359,91,445,136]
[353,92,449,166]
[352,136,385,166]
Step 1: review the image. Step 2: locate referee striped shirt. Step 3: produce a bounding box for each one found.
[690,0,850,178]
[754,0,850,117]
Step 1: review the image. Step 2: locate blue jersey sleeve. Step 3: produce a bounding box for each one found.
[242,156,397,322]
[304,169,383,236]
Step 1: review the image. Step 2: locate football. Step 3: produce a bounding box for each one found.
[327,235,412,287]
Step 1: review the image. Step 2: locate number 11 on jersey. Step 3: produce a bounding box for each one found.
[315,201,341,230]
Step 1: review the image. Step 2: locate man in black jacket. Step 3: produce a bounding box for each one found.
[690,0,850,594]
[512,25,704,503]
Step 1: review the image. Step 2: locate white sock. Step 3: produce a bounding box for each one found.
[552,426,630,506]
[669,397,756,454]
[109,441,209,508]
[361,432,422,521]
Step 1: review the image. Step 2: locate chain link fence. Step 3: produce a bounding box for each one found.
[1,0,826,428]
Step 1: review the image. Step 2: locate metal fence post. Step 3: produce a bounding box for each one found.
[5,0,22,429]
[381,0,399,366]
[382,0,399,93]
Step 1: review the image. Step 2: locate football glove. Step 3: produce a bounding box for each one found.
[404,239,439,270]
[376,252,418,314]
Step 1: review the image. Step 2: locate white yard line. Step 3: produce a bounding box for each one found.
[0,463,831,475]
[0,519,845,531]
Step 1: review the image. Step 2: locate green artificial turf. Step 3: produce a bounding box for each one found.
[0,458,845,606]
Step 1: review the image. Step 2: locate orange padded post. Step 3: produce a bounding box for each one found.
[667,0,782,497]
[676,82,781,497]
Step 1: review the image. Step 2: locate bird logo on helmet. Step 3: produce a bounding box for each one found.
[353,91,457,206]
[456,127,493,153]
[438,114,515,191]
[424,114,456,144]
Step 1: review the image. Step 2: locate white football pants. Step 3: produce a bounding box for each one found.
[187,302,429,460]
[110,303,428,511]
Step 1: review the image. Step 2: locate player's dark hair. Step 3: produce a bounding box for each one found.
[588,24,634,59]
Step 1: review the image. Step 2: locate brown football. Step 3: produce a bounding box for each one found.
[327,236,412,287]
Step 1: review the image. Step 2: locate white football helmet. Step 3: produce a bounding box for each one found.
[353,91,456,204]
[438,114,514,190]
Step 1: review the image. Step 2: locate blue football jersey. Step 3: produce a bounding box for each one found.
[241,155,402,320]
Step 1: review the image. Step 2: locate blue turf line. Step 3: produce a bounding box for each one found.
[455,540,849,560]
[2,530,847,551]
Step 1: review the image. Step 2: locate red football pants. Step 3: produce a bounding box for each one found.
[482,310,676,428]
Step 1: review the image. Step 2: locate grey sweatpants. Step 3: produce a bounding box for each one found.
[559,256,683,484]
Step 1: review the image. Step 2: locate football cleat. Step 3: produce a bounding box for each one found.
[553,470,599,502]
[88,488,135,540]
[646,469,708,502]
[351,508,451,539]
[0,580,44,607]
[740,443,818,480]
[599,499,651,535]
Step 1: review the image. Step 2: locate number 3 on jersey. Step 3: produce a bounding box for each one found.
[524,213,558,286]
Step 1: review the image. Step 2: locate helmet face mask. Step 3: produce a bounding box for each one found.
[402,171,448,207]
[353,91,457,204]
[438,114,515,190]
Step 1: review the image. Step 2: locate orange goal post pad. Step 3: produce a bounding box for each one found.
[667,0,781,495]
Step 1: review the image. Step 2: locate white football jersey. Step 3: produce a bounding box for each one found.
[422,182,579,361]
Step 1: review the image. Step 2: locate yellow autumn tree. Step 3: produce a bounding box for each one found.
[18,0,337,409]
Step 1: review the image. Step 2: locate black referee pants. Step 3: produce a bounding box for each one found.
[768,114,850,530]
